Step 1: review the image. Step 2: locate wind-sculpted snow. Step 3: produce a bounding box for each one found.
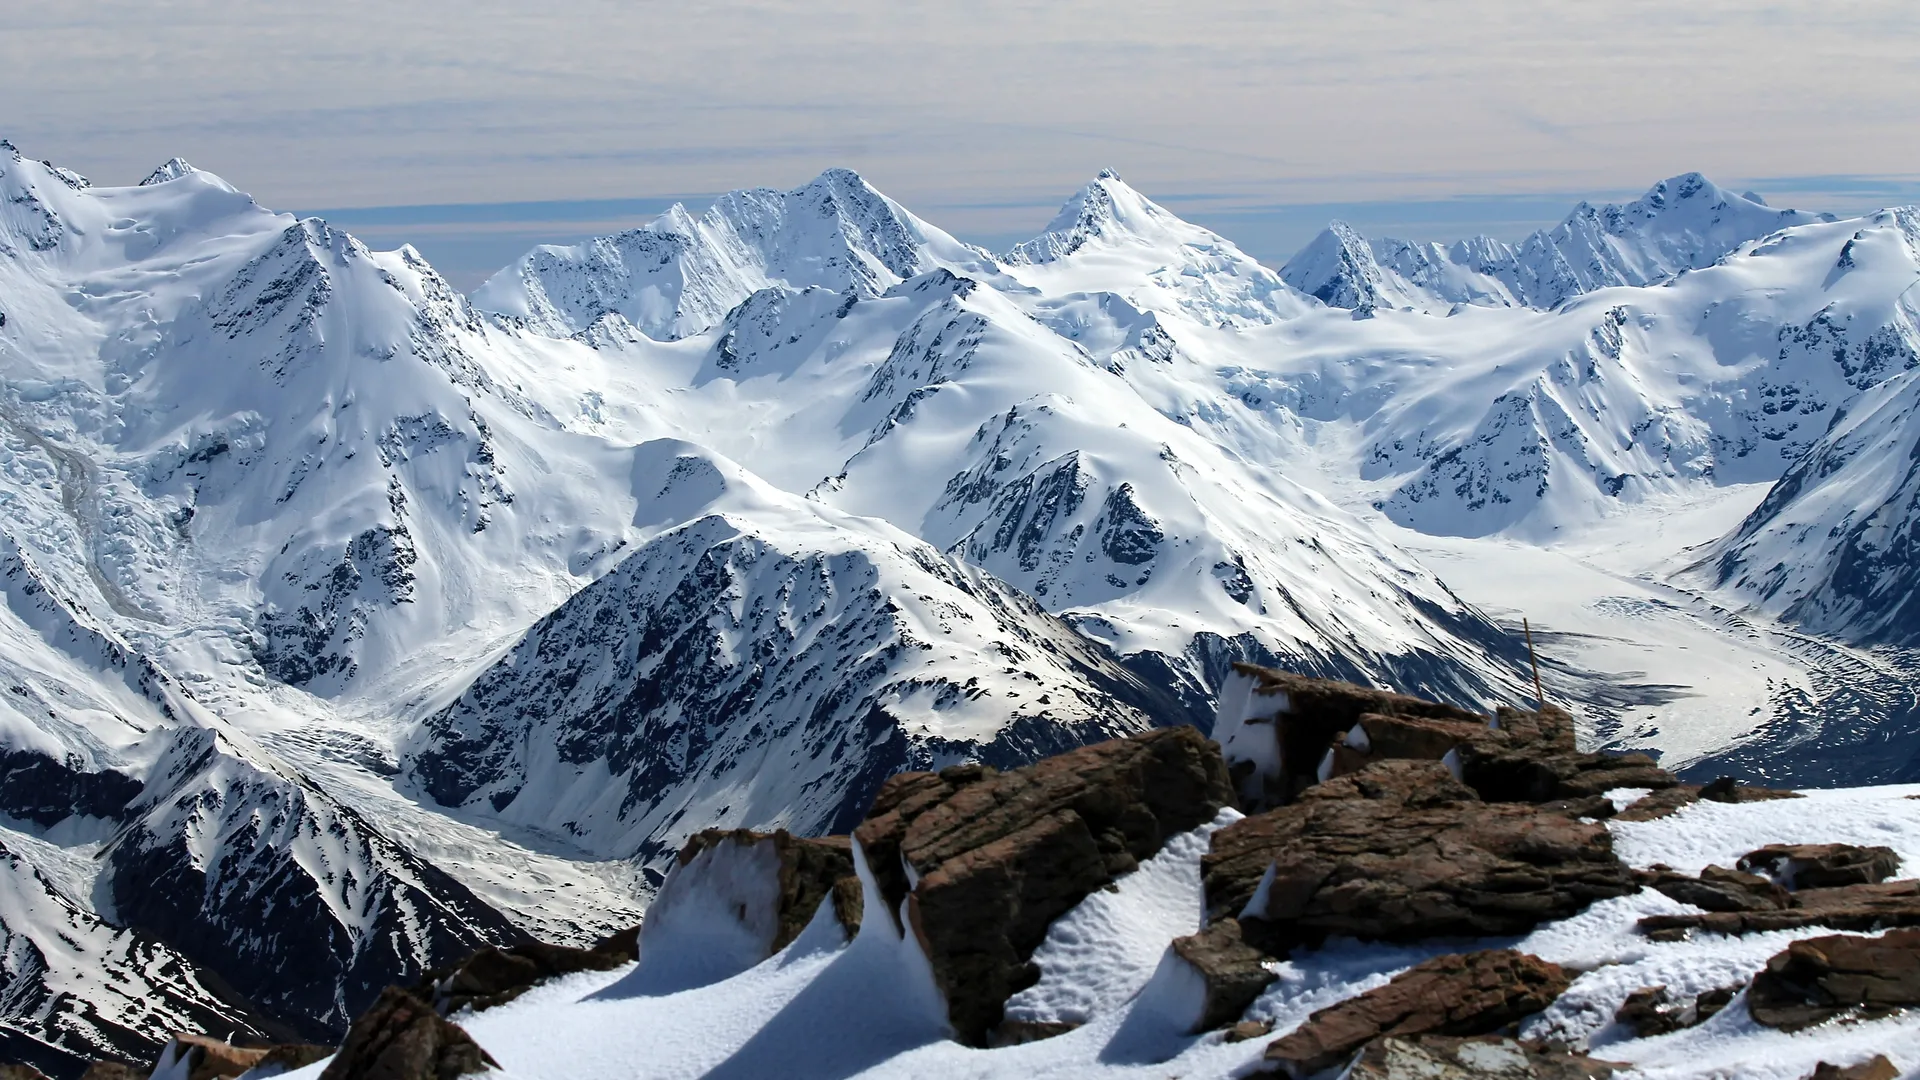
[1281,172,1833,315]
[473,168,1001,340]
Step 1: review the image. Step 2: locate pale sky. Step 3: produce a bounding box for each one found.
[7,1,1919,286]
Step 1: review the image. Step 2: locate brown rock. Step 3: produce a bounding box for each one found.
[1262,950,1572,1076]
[1341,1036,1623,1080]
[1699,775,1803,804]
[1640,865,1789,913]
[0,1065,52,1080]
[77,1063,147,1080]
[1205,760,1636,953]
[246,1045,336,1078]
[1810,1056,1901,1080]
[1167,919,1278,1032]
[1218,664,1490,807]
[674,829,862,948]
[415,930,638,1016]
[852,725,1235,1045]
[1611,786,1704,823]
[157,1035,269,1080]
[1738,844,1902,889]
[1638,878,1920,939]
[1748,927,1920,1031]
[1226,1019,1275,1043]
[1610,983,1737,1038]
[319,988,496,1080]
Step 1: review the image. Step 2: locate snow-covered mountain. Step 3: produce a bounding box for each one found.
[1280,172,1833,314]
[6,134,1920,1074]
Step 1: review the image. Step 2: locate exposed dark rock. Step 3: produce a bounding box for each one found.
[1611,983,1737,1038]
[413,922,641,1016]
[1639,879,1920,939]
[1639,865,1789,912]
[153,1035,268,1080]
[981,1021,1079,1048]
[1342,1036,1623,1080]
[1166,919,1277,1033]
[850,725,1234,1045]
[674,829,861,949]
[1,1065,52,1080]
[1261,950,1572,1077]
[317,989,495,1080]
[1613,779,1801,822]
[1225,1019,1274,1043]
[1748,928,1920,1031]
[1203,760,1636,954]
[1454,707,1678,804]
[246,1044,335,1078]
[1809,1056,1900,1080]
[1217,664,1487,808]
[1738,844,1901,889]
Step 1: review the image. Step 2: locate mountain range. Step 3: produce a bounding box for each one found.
[3,137,1919,1073]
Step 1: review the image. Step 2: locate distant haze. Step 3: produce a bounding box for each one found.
[9,1,1919,288]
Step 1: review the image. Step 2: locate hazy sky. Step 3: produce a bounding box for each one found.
[8,1,1919,286]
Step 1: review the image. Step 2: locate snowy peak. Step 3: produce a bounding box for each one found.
[1002,169,1188,265]
[1279,172,1833,314]
[139,157,198,186]
[473,167,998,341]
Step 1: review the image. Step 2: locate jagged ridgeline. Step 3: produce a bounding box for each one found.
[5,136,1920,1076]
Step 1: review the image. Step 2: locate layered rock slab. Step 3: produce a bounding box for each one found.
[1343,1036,1622,1080]
[1260,950,1572,1076]
[1203,760,1636,953]
[1747,927,1920,1031]
[851,725,1234,1045]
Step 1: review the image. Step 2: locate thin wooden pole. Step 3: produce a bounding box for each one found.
[1523,616,1546,710]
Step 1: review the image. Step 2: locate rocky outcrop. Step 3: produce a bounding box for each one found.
[413,924,640,1016]
[1612,984,1738,1037]
[1343,1036,1623,1080]
[242,1045,334,1079]
[1,1065,51,1080]
[316,989,495,1080]
[1215,665,1682,811]
[851,725,1234,1045]
[1639,878,1920,939]
[1639,865,1789,912]
[76,1064,145,1080]
[1260,950,1571,1077]
[151,1035,268,1080]
[1747,928,1920,1031]
[1611,777,1801,823]
[672,830,862,949]
[1213,665,1489,808]
[1809,1057,1900,1080]
[1738,843,1901,889]
[1204,759,1636,954]
[1165,919,1277,1033]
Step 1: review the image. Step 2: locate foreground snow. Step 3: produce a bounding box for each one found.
[262,785,1920,1080]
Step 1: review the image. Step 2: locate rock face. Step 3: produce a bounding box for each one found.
[1611,778,1802,822]
[1,1065,52,1080]
[414,925,640,1016]
[850,726,1235,1045]
[1641,865,1789,913]
[1611,984,1737,1038]
[1203,760,1636,954]
[1213,665,1679,811]
[1165,920,1278,1033]
[1212,664,1489,807]
[316,989,495,1080]
[1260,950,1572,1076]
[150,1035,267,1080]
[1343,1036,1622,1080]
[1747,928,1920,1030]
[1809,1057,1901,1080]
[1737,844,1901,889]
[1639,879,1920,939]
